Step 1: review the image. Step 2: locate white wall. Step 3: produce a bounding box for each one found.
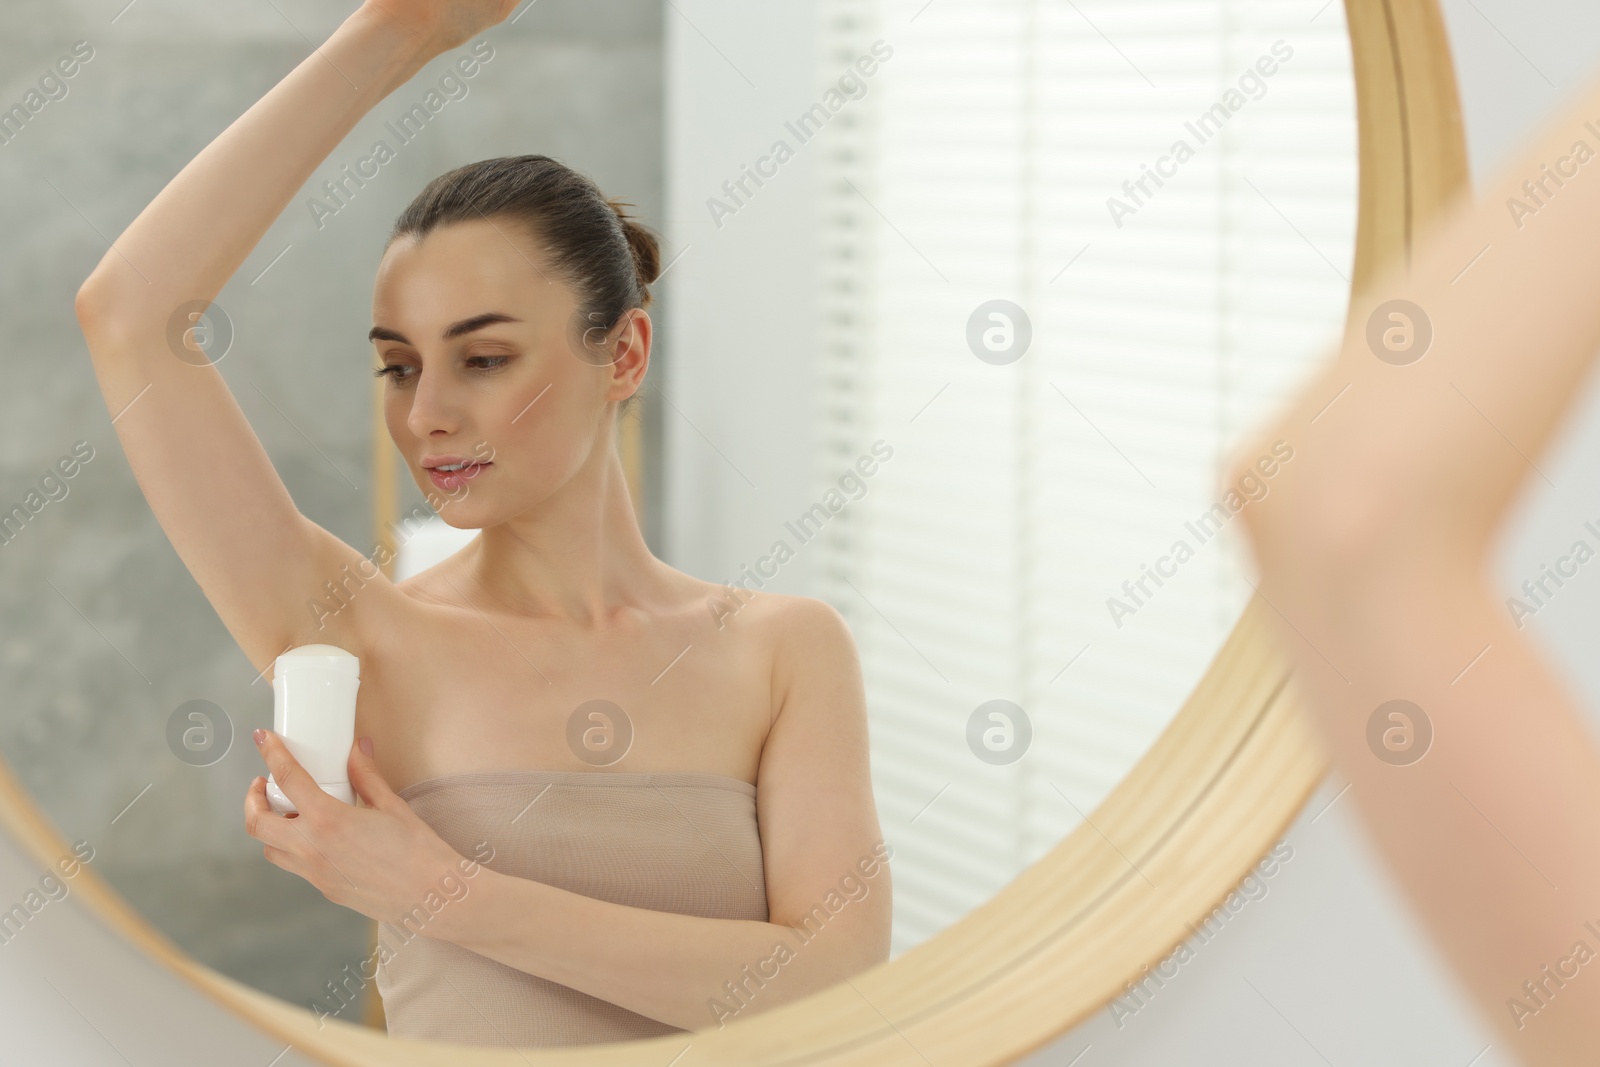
[660,1,823,587]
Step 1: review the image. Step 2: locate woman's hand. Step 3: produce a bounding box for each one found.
[359,0,522,56]
[244,730,481,938]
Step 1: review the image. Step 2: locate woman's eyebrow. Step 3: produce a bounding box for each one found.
[367,312,523,345]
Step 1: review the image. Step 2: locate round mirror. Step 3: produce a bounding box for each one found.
[0,0,1461,1062]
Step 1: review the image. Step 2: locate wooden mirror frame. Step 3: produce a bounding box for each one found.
[0,1,1468,1062]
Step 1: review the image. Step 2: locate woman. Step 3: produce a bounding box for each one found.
[72,0,890,1047]
[1230,46,1600,1067]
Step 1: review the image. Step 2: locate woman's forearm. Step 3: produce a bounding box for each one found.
[1231,48,1600,1067]
[1255,548,1600,1062]
[431,868,876,1033]
[77,6,432,327]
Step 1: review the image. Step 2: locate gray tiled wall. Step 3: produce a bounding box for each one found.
[0,0,663,1013]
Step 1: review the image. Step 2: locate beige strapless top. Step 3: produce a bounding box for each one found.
[374,769,768,1048]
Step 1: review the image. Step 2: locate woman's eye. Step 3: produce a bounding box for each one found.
[372,355,509,383]
[373,364,415,383]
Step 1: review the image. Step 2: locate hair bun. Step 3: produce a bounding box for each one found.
[606,196,662,296]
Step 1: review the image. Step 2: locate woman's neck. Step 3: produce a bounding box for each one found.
[462,447,667,626]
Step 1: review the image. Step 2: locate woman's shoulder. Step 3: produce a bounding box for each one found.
[759,591,853,641]
[715,589,867,739]
[679,567,841,631]
[661,563,857,668]
[699,585,859,675]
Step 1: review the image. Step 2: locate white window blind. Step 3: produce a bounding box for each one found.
[811,0,1357,954]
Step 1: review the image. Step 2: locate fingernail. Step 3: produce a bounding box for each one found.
[253,728,266,747]
[359,736,374,756]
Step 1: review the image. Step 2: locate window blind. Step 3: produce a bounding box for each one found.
[811,0,1357,954]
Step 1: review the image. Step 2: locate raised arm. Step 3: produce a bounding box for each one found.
[1229,59,1600,1065]
[73,4,509,675]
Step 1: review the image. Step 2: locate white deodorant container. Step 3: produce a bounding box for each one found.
[265,644,361,815]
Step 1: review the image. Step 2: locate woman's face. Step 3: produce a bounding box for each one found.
[369,217,640,528]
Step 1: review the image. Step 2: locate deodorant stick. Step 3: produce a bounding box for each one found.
[265,644,360,815]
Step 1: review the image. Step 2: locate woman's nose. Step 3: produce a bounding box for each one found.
[405,368,461,438]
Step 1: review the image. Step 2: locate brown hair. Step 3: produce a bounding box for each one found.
[387,155,660,411]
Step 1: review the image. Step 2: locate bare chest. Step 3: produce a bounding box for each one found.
[352,593,774,794]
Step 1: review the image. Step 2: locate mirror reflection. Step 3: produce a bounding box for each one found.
[1,0,1354,1049]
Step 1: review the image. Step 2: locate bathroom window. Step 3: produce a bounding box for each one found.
[812,0,1358,953]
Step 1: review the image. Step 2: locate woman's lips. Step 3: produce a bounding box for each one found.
[427,462,493,492]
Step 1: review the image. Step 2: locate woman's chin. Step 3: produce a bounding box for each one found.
[433,507,486,530]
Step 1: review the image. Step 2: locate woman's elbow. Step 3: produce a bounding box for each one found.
[73,275,153,359]
[1229,446,1394,590]
[73,274,119,343]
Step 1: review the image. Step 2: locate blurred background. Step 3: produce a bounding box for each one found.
[0,0,667,1024]
[9,1,1600,1064]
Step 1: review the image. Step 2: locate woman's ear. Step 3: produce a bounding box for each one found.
[607,309,651,402]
